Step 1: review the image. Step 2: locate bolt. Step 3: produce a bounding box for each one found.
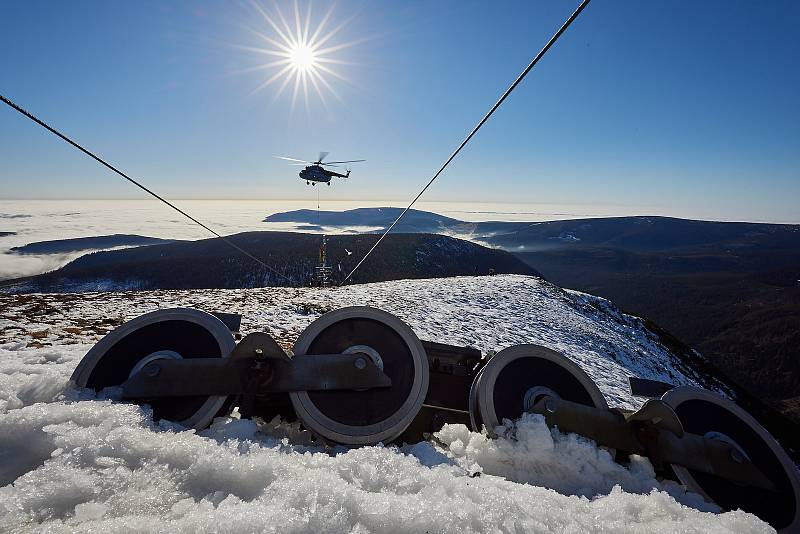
[145,364,160,377]
[354,357,367,370]
[254,348,264,355]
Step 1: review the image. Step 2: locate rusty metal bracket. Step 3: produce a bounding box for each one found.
[211,312,242,333]
[628,377,675,398]
[528,397,777,492]
[624,398,684,437]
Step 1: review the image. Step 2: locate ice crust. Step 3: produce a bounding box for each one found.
[0,275,774,532]
[0,403,772,533]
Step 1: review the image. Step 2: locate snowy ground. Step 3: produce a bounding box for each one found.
[0,275,773,532]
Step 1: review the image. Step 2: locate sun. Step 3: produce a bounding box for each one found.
[238,1,359,113]
[289,43,317,73]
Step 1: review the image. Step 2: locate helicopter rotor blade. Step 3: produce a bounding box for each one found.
[319,162,342,168]
[324,159,366,164]
[275,156,312,164]
[318,151,329,163]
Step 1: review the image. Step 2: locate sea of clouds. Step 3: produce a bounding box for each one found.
[0,200,289,280]
[0,199,625,281]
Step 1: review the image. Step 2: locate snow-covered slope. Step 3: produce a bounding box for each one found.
[0,275,772,532]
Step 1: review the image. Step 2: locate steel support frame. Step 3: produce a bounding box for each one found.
[121,331,392,400]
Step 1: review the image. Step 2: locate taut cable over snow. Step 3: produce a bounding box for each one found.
[341,0,592,285]
[0,94,293,284]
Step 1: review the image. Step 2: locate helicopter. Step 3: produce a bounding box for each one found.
[275,152,365,186]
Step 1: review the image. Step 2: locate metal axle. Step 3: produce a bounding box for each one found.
[122,332,392,399]
[528,396,777,493]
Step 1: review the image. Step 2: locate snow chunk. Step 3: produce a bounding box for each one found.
[434,413,715,511]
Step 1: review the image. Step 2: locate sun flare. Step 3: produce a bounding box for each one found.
[239,1,358,113]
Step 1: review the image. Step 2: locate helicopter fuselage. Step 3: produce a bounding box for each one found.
[299,164,348,185]
[279,153,360,185]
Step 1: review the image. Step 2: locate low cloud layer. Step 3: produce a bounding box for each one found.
[0,252,87,280]
[0,199,649,281]
[0,200,271,280]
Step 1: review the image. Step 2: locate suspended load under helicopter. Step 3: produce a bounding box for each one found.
[276,152,365,186]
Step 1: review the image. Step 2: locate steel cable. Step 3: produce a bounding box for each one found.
[0,94,293,284]
[341,0,591,285]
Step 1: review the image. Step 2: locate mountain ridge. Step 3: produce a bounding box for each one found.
[264,208,800,423]
[9,234,174,255]
[2,231,538,293]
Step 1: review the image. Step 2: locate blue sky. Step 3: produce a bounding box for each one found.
[1,1,798,222]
